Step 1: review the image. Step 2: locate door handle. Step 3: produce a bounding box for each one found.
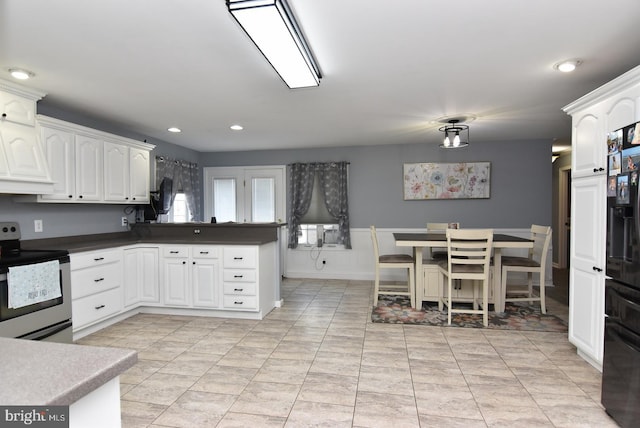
[593,267,603,272]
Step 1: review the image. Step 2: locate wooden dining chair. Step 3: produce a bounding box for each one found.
[425,222,459,260]
[370,225,416,308]
[438,228,493,326]
[501,225,552,313]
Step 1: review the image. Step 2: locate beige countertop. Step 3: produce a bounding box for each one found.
[0,337,137,405]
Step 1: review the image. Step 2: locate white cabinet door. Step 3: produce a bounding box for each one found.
[75,134,103,201]
[123,247,159,307]
[40,125,75,201]
[0,122,51,181]
[569,174,606,366]
[104,141,129,202]
[0,91,36,126]
[572,111,605,178]
[139,248,159,302]
[192,259,220,308]
[129,147,150,203]
[163,257,190,306]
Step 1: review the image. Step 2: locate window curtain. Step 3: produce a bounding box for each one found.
[318,161,351,249]
[287,163,316,248]
[155,156,201,221]
[287,161,351,249]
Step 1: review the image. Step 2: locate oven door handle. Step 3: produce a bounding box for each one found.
[18,321,72,341]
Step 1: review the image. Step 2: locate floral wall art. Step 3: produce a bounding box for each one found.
[403,162,491,200]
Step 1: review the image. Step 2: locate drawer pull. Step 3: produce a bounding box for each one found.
[234,275,243,278]
[170,251,179,254]
[234,288,243,292]
[94,278,104,282]
[94,257,104,261]
[234,301,244,305]
[95,304,106,310]
[233,257,243,260]
[200,251,209,254]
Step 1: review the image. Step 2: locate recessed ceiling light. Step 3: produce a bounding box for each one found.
[554,60,582,73]
[230,124,244,131]
[167,127,181,133]
[8,68,35,80]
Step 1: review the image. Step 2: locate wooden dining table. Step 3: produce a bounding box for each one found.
[393,232,534,313]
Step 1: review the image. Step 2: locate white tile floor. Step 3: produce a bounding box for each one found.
[77,279,617,427]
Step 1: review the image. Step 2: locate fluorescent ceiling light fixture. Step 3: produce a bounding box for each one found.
[227,0,321,89]
[554,59,582,73]
[8,68,35,80]
[230,124,244,130]
[167,127,182,133]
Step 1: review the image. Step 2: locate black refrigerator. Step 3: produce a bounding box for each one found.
[603,121,640,428]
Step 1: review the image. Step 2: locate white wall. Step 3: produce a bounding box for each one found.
[284,227,554,286]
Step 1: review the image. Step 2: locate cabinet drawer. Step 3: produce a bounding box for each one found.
[223,270,257,283]
[72,287,122,330]
[223,282,257,296]
[71,250,121,270]
[71,264,120,299]
[223,247,257,268]
[223,295,257,310]
[163,247,189,258]
[192,246,221,259]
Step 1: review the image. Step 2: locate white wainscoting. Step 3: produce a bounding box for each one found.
[283,227,554,287]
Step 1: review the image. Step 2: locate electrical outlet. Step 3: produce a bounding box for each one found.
[34,219,43,233]
[121,217,128,227]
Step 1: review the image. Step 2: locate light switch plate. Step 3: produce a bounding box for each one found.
[34,219,43,233]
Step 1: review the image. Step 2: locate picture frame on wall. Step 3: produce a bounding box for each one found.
[403,162,490,200]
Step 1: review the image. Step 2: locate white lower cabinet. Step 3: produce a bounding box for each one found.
[223,246,259,310]
[70,249,123,331]
[123,247,159,308]
[71,242,277,338]
[161,245,221,308]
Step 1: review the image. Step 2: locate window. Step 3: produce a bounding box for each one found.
[169,193,190,223]
[297,171,340,247]
[288,162,351,249]
[203,166,285,223]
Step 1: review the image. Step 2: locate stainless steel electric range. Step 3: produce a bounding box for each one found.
[0,222,72,343]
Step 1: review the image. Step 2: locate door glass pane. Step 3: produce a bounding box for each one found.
[252,177,275,222]
[213,178,236,222]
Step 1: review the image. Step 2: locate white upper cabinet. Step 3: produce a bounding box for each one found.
[75,134,103,201]
[35,115,154,204]
[40,125,75,200]
[129,147,150,203]
[104,142,151,203]
[0,86,37,126]
[0,79,53,194]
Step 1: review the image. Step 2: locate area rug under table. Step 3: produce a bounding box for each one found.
[371,296,568,332]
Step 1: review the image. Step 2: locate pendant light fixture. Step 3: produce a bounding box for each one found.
[439,119,470,149]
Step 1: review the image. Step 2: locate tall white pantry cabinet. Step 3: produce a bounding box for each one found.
[563,65,640,370]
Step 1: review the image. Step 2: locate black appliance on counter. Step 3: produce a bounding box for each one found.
[0,222,72,343]
[603,121,640,427]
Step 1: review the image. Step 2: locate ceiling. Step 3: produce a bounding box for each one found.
[2,0,640,154]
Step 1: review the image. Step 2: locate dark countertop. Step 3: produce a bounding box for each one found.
[0,337,137,405]
[21,222,287,253]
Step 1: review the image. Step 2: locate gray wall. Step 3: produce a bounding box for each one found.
[201,139,552,229]
[1,102,552,240]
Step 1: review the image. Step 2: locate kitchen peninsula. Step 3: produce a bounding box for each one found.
[22,222,285,339]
